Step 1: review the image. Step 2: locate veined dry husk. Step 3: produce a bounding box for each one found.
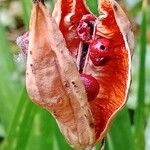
[25,0,134,149]
[26,1,95,149]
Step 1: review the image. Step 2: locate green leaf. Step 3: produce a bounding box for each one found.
[0,23,22,131]
[54,122,73,150]
[134,0,148,150]
[86,0,98,16]
[27,109,55,150]
[21,0,32,28]
[106,108,135,150]
[0,123,6,140]
[129,1,142,17]
[2,89,36,150]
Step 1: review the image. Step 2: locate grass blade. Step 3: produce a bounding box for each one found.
[134,0,148,150]
[26,109,55,150]
[0,23,22,130]
[38,110,54,149]
[129,1,142,17]
[106,108,135,150]
[54,123,73,150]
[86,0,98,16]
[2,89,36,150]
[21,0,32,28]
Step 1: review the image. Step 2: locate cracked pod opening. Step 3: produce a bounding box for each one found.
[54,0,133,143]
[17,0,134,148]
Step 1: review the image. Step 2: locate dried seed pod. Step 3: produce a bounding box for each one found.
[24,0,134,149]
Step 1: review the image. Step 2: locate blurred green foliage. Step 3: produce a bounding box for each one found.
[0,0,150,150]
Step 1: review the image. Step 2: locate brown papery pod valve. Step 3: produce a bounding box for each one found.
[26,0,95,149]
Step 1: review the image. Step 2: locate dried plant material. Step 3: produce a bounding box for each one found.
[26,1,94,149]
[19,0,134,149]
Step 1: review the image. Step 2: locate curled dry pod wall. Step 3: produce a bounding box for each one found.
[24,0,134,149]
[26,1,95,149]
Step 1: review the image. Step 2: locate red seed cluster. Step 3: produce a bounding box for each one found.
[77,15,111,101]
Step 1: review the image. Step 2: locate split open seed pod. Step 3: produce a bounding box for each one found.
[25,0,134,149]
